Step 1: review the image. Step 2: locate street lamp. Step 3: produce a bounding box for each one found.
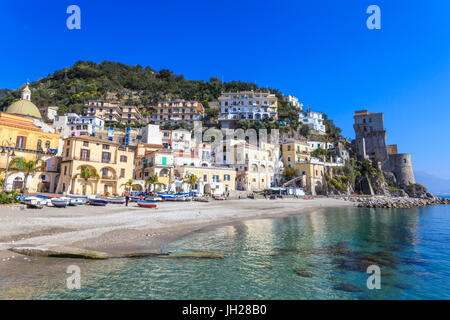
[1,138,17,192]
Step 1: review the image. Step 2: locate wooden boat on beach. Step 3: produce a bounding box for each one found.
[107,197,126,204]
[137,200,158,208]
[51,198,70,208]
[21,197,45,209]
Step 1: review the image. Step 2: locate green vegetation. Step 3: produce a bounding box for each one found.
[182,174,199,193]
[282,167,299,181]
[0,61,283,115]
[311,147,327,159]
[8,158,45,193]
[75,167,100,195]
[120,179,141,192]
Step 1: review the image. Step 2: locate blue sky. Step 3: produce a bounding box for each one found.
[1,0,450,178]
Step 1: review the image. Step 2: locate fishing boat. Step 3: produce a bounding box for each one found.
[69,198,85,206]
[145,196,162,202]
[137,200,158,208]
[68,194,92,201]
[107,197,126,204]
[21,197,45,209]
[158,193,178,201]
[88,198,108,206]
[51,197,70,208]
[214,196,226,201]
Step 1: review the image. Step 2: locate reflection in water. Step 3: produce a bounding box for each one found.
[1,206,450,299]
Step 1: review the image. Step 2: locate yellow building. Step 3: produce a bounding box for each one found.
[0,85,61,192]
[227,142,276,191]
[56,136,135,196]
[281,140,311,169]
[135,150,174,186]
[175,165,236,195]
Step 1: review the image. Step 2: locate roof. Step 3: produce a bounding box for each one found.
[6,99,42,119]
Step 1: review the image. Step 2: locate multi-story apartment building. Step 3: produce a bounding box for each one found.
[134,150,175,187]
[53,113,105,139]
[56,136,135,196]
[218,91,278,127]
[85,100,143,124]
[152,100,204,126]
[282,140,311,169]
[93,127,140,146]
[161,129,193,154]
[219,141,277,191]
[299,110,326,134]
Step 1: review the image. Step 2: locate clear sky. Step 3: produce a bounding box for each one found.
[1,0,450,178]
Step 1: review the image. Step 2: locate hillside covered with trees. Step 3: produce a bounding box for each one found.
[0,60,285,116]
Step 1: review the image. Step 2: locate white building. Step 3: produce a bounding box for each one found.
[299,110,326,134]
[286,95,302,110]
[307,140,334,151]
[54,113,105,139]
[139,124,163,145]
[218,91,278,126]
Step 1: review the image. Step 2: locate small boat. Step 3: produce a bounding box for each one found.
[145,196,162,202]
[129,197,140,202]
[69,198,85,206]
[51,198,70,208]
[88,198,108,206]
[107,197,126,204]
[137,200,158,208]
[68,194,92,201]
[21,197,45,209]
[214,196,226,201]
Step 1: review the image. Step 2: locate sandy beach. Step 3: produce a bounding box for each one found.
[0,198,352,259]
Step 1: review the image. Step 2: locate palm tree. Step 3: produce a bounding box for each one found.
[145,174,162,193]
[75,167,99,195]
[183,174,198,194]
[9,158,45,193]
[120,179,140,193]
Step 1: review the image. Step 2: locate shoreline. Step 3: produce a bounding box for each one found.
[0,198,352,260]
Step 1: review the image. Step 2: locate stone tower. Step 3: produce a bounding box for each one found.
[353,110,415,187]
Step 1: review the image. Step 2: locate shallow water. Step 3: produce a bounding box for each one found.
[1,205,450,299]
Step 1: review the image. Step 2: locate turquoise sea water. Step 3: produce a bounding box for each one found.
[1,204,450,300]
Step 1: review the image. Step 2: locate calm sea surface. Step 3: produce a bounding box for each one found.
[1,203,450,299]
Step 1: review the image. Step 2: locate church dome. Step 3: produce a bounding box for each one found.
[5,84,42,119]
[6,100,42,119]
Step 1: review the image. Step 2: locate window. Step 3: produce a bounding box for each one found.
[120,168,125,178]
[83,141,89,147]
[102,152,111,163]
[224,174,231,181]
[66,148,69,157]
[16,136,26,149]
[162,157,167,166]
[203,174,208,182]
[102,168,108,177]
[45,141,50,149]
[80,149,90,161]
[103,144,110,150]
[120,155,127,162]
[64,166,67,175]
